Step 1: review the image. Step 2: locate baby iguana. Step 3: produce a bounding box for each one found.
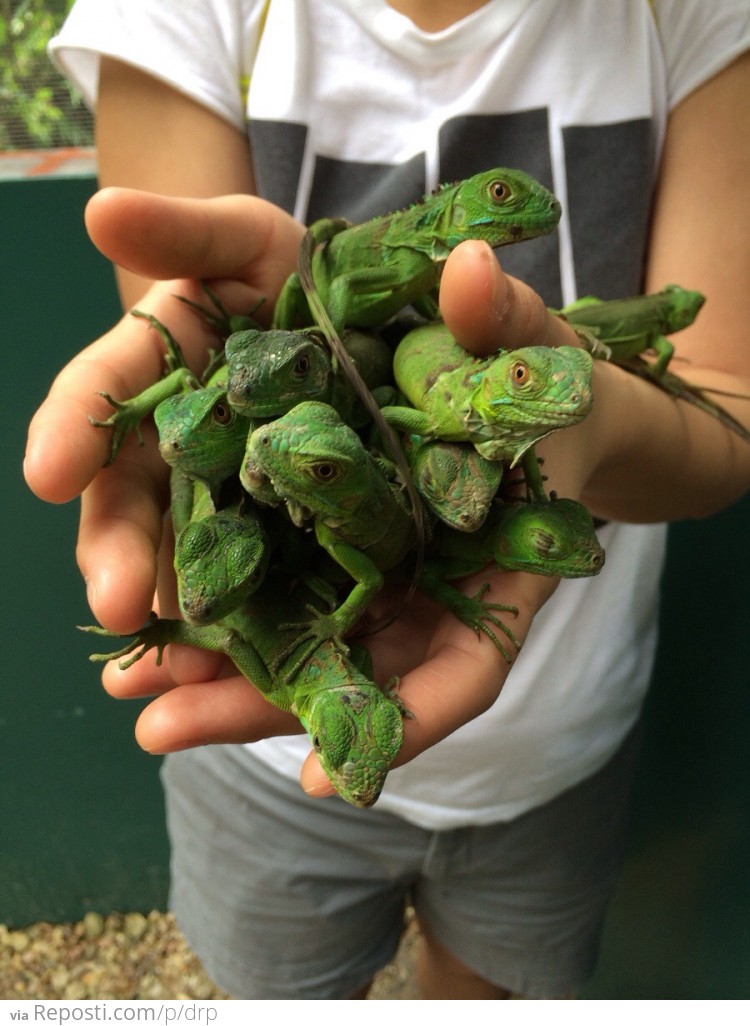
[84,566,408,808]
[89,310,230,465]
[174,492,271,625]
[553,284,705,374]
[428,496,606,581]
[380,321,594,463]
[273,167,562,332]
[240,400,418,662]
[240,401,520,666]
[154,386,253,503]
[401,434,504,532]
[224,325,395,426]
[554,284,750,441]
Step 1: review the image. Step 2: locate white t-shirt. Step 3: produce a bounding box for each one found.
[51,0,750,829]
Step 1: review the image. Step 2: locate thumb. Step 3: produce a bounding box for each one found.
[439,240,575,356]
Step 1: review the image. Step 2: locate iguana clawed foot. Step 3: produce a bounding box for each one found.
[80,613,177,669]
[451,583,521,664]
[88,391,150,464]
[272,608,351,678]
[419,575,521,664]
[383,675,415,720]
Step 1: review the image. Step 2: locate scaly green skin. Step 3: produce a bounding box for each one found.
[402,434,503,532]
[428,497,606,580]
[175,502,271,625]
[273,167,561,332]
[89,311,206,464]
[225,326,394,425]
[154,387,254,499]
[554,284,705,374]
[554,285,750,441]
[380,322,593,464]
[85,567,408,808]
[240,401,417,667]
[241,401,520,665]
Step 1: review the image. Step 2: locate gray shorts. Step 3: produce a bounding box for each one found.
[162,724,641,999]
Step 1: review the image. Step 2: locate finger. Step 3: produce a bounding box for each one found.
[439,240,577,356]
[102,644,239,699]
[72,422,168,631]
[133,673,304,753]
[101,645,180,699]
[85,188,304,302]
[24,288,218,505]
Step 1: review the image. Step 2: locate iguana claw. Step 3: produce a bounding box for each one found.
[88,391,147,463]
[79,613,172,669]
[441,583,521,664]
[271,608,351,678]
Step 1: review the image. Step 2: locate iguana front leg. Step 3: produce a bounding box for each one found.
[273,217,351,329]
[82,613,279,703]
[323,258,438,333]
[89,310,199,464]
[90,366,197,465]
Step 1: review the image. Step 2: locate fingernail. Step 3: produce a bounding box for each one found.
[85,576,98,612]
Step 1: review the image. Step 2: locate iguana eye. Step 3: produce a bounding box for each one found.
[311,734,322,752]
[489,179,510,202]
[294,354,311,376]
[212,402,234,425]
[314,462,337,481]
[510,361,530,386]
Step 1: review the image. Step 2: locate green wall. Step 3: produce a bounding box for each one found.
[1,176,170,923]
[2,174,748,997]
[584,502,750,998]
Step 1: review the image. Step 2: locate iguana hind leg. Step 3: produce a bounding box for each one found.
[419,574,521,664]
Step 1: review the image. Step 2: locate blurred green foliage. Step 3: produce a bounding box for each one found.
[0,0,93,150]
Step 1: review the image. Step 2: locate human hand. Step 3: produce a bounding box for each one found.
[24,201,586,795]
[24,187,305,634]
[119,242,586,800]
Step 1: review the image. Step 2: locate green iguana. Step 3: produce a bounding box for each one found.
[554,285,750,441]
[154,387,254,502]
[428,496,606,581]
[379,321,594,463]
[89,310,233,465]
[175,498,271,625]
[273,167,562,333]
[84,565,408,809]
[224,325,395,425]
[554,284,705,374]
[240,400,521,665]
[401,434,504,532]
[271,168,562,624]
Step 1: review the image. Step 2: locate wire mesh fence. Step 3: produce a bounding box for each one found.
[0,0,93,151]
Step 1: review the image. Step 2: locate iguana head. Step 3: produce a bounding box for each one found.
[154,387,252,491]
[175,510,270,624]
[299,683,405,807]
[492,497,605,577]
[471,345,593,464]
[226,328,333,416]
[406,435,503,532]
[242,401,378,520]
[662,284,706,333]
[429,167,562,254]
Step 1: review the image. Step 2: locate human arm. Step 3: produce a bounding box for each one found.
[441,52,750,522]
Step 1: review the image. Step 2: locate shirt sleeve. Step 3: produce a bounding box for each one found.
[653,0,750,109]
[48,0,267,130]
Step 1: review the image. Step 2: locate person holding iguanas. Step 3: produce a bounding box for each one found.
[25,0,750,1000]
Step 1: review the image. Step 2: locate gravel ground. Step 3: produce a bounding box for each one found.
[0,910,420,1000]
